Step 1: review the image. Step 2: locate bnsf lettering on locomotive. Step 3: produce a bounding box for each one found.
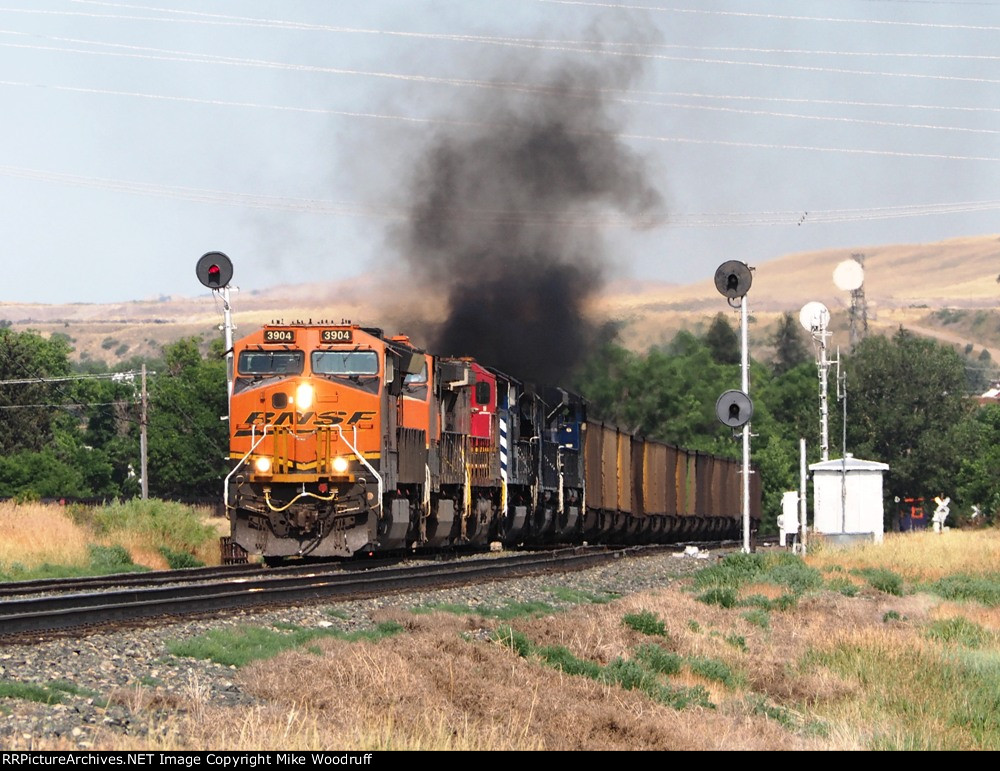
[315,411,345,426]
[239,410,376,428]
[321,329,353,343]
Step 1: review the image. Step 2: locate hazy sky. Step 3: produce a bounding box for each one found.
[1,0,998,304]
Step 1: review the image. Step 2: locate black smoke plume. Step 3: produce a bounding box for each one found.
[395,30,663,385]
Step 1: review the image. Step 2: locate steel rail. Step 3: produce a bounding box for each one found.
[0,546,631,639]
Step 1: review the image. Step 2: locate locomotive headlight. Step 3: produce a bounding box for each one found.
[332,456,349,474]
[254,457,272,474]
[295,382,314,410]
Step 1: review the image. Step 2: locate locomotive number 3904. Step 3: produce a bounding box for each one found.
[321,329,353,343]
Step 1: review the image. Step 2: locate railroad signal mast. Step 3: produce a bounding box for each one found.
[714,261,754,553]
[195,252,236,420]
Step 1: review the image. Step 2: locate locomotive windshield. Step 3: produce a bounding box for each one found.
[311,350,379,376]
[238,350,304,375]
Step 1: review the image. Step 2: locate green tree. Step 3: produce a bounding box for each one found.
[0,329,73,454]
[703,313,740,365]
[147,338,228,498]
[954,403,1000,522]
[845,328,971,510]
[771,312,811,375]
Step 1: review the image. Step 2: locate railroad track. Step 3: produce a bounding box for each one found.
[0,540,756,641]
[0,545,643,640]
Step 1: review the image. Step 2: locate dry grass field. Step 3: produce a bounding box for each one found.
[0,500,223,575]
[4,234,1000,364]
[10,525,998,752]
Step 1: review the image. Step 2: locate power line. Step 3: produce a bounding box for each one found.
[0,400,131,410]
[9,2,1000,63]
[535,1,1000,32]
[5,27,1000,93]
[0,371,142,386]
[3,78,996,139]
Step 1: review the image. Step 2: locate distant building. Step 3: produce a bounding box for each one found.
[978,382,1000,405]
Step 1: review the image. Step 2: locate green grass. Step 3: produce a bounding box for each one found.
[925,617,992,648]
[0,545,149,582]
[692,553,820,613]
[167,621,404,667]
[694,552,822,593]
[696,587,738,608]
[687,656,739,687]
[725,633,748,651]
[826,576,860,597]
[741,609,770,629]
[491,626,712,710]
[0,678,97,705]
[622,610,669,637]
[804,641,1000,750]
[545,586,619,604]
[634,643,682,675]
[93,499,217,554]
[412,599,557,620]
[157,546,204,570]
[536,645,603,678]
[929,574,1000,607]
[492,625,533,658]
[851,567,905,596]
[745,694,799,730]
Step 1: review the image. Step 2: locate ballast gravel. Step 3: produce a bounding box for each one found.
[0,549,717,749]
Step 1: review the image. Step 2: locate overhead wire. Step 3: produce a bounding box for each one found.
[0,3,996,228]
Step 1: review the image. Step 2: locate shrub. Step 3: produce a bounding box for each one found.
[853,567,904,596]
[742,609,770,629]
[158,546,204,570]
[925,617,991,648]
[536,645,602,679]
[94,499,216,554]
[930,574,1000,607]
[635,643,682,675]
[622,610,669,637]
[696,587,738,608]
[87,543,134,571]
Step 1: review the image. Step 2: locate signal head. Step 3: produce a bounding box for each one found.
[714,261,753,299]
[196,251,233,289]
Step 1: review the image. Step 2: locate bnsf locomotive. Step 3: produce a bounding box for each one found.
[225,321,761,560]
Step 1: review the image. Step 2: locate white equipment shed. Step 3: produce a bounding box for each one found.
[809,455,889,544]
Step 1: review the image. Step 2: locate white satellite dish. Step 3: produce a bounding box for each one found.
[833,259,865,291]
[799,301,830,331]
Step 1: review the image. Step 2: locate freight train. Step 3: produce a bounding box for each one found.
[224,321,761,560]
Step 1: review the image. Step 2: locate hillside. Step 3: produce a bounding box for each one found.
[3,233,999,366]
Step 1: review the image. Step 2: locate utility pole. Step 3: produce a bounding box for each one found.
[140,363,148,500]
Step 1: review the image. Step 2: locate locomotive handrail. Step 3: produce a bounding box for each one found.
[336,423,384,512]
[224,423,269,512]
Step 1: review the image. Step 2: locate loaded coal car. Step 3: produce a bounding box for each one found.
[224,321,759,561]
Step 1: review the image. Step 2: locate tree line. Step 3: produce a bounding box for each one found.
[1,316,998,527]
[0,329,227,501]
[574,314,1000,528]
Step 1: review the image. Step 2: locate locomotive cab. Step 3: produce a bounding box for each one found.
[227,323,425,559]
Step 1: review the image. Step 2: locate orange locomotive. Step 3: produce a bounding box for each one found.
[225,321,760,561]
